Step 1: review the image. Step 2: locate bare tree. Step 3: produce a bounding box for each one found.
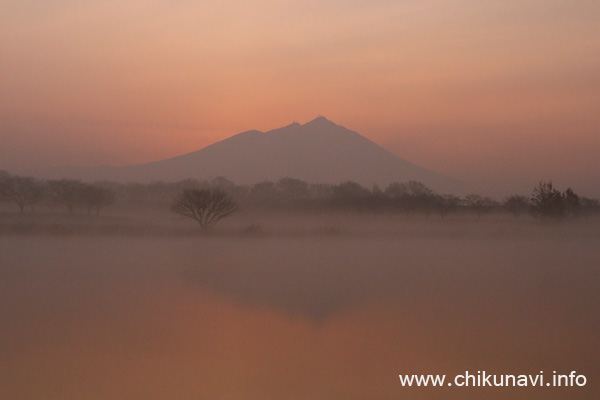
[530,180,565,219]
[79,184,116,215]
[580,197,600,216]
[563,188,581,217]
[384,181,435,216]
[0,172,9,204]
[49,179,87,213]
[434,194,461,218]
[0,175,45,213]
[278,177,309,200]
[249,181,278,204]
[464,194,497,218]
[503,195,530,218]
[171,188,237,229]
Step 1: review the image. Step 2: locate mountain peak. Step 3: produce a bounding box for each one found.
[48,117,463,193]
[303,116,336,127]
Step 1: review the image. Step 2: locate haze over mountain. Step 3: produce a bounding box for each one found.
[45,117,464,193]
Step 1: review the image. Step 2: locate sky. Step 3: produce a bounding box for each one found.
[1,0,599,196]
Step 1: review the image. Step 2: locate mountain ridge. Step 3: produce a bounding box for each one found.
[41,117,466,193]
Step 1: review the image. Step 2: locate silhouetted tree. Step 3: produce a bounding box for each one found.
[211,176,235,190]
[503,195,530,218]
[211,177,248,201]
[530,181,565,219]
[434,194,461,218]
[309,183,333,200]
[580,197,600,216]
[464,194,497,218]
[0,172,9,203]
[563,188,581,217]
[331,181,371,209]
[371,184,383,197]
[49,179,86,213]
[171,188,237,229]
[277,177,309,201]
[0,175,45,213]
[370,184,387,209]
[384,181,435,215]
[384,182,411,214]
[249,181,279,205]
[79,184,116,215]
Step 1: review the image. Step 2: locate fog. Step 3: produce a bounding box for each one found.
[1,214,598,399]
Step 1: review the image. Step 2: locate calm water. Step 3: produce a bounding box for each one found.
[1,225,598,399]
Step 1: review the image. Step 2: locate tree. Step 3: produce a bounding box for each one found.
[249,181,279,205]
[308,183,333,201]
[384,181,435,216]
[79,184,116,215]
[0,175,45,213]
[503,195,530,218]
[171,188,238,229]
[331,181,371,209]
[463,194,497,218]
[211,176,235,191]
[49,179,86,213]
[580,197,600,216]
[0,172,9,203]
[530,180,565,219]
[433,194,461,218]
[384,182,412,214]
[277,177,309,201]
[563,188,581,217]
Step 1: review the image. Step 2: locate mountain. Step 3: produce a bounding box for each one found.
[45,117,464,193]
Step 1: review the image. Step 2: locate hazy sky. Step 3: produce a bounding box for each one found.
[2,0,599,195]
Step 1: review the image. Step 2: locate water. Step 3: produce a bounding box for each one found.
[1,220,598,399]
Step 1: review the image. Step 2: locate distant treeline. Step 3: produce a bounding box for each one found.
[1,170,598,219]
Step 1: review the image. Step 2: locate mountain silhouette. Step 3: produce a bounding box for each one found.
[47,117,464,192]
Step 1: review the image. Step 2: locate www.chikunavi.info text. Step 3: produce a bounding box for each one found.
[398,371,587,387]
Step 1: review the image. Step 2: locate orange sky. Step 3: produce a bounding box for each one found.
[1,0,599,195]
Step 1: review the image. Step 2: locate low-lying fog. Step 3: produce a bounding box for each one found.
[1,215,598,399]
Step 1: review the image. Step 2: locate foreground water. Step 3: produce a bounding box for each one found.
[1,223,598,399]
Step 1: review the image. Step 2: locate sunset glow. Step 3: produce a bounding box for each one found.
[2,0,599,194]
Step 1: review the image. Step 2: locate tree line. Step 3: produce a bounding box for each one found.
[1,170,598,221]
[0,171,115,214]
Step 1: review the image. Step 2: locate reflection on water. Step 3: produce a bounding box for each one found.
[0,231,598,399]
